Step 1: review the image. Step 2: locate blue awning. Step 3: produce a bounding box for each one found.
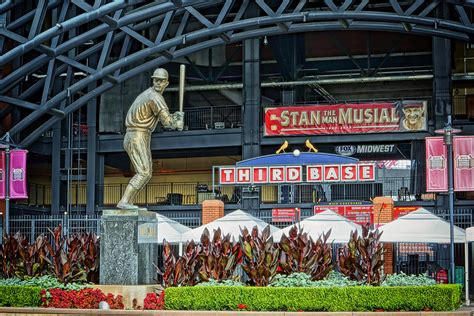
[236,152,359,166]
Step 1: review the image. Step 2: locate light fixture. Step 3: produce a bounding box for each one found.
[263,36,268,46]
[435,116,461,284]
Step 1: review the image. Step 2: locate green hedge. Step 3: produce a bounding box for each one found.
[0,285,42,307]
[165,284,461,312]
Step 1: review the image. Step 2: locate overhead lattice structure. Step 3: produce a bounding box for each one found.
[1,0,474,147]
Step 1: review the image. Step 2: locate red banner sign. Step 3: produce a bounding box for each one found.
[425,137,448,192]
[272,208,301,222]
[314,205,373,225]
[9,149,28,199]
[393,206,419,219]
[219,163,375,184]
[264,101,427,136]
[453,136,474,191]
[0,151,4,199]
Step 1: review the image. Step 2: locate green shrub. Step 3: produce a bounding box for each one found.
[165,284,461,311]
[381,272,436,287]
[199,279,245,286]
[270,272,360,287]
[0,285,42,307]
[0,275,91,290]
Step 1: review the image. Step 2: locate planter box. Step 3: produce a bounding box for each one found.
[95,284,161,309]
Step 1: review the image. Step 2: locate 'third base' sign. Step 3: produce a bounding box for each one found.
[219,163,375,184]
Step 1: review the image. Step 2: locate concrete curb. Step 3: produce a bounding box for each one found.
[0,308,472,315]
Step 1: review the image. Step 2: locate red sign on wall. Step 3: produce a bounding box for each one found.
[425,137,448,192]
[272,208,301,222]
[393,206,419,219]
[264,101,427,136]
[314,205,373,225]
[453,136,474,191]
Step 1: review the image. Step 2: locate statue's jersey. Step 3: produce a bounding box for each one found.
[125,87,173,132]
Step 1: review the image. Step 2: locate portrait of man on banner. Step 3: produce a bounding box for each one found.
[401,102,426,131]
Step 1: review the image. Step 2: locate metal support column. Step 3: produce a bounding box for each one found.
[4,144,9,234]
[242,38,261,159]
[51,122,61,214]
[96,154,104,208]
[86,93,97,215]
[433,3,452,131]
[446,129,455,283]
[241,3,261,211]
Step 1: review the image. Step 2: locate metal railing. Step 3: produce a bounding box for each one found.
[452,95,474,120]
[22,177,474,208]
[9,214,101,243]
[181,105,241,130]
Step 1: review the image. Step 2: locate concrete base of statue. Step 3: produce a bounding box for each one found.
[99,208,158,285]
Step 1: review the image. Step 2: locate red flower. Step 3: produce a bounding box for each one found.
[143,292,165,310]
[40,288,124,309]
[237,303,248,310]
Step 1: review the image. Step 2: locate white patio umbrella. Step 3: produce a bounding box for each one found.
[272,209,362,243]
[156,213,192,244]
[379,208,466,243]
[379,208,468,305]
[180,209,279,243]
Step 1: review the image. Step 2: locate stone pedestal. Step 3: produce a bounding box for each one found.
[100,209,158,285]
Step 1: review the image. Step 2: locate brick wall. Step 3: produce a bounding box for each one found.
[372,196,394,275]
[202,199,224,224]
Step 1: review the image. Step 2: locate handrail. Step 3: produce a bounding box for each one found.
[21,177,471,208]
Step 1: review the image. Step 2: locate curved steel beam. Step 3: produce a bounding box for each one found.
[0,1,215,93]
[15,20,459,147]
[2,0,474,146]
[1,9,469,92]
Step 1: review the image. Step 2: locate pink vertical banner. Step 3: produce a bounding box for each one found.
[453,136,474,191]
[0,151,5,199]
[425,137,448,192]
[9,149,28,199]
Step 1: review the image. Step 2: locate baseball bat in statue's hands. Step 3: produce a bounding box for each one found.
[179,64,185,113]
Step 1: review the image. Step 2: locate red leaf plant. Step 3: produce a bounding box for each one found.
[40,288,124,309]
[143,292,165,310]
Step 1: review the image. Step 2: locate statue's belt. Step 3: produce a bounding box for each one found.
[126,127,152,133]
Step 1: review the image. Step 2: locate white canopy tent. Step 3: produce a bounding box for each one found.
[156,213,192,243]
[180,209,279,243]
[272,209,362,243]
[379,208,469,306]
[379,208,466,243]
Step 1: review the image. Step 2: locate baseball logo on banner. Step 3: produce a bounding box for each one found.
[425,137,448,192]
[9,149,28,199]
[0,151,4,199]
[453,136,474,191]
[0,149,28,200]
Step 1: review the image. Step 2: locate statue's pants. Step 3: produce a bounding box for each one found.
[124,129,153,190]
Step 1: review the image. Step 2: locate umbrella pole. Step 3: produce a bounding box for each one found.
[465,241,470,306]
[179,242,184,256]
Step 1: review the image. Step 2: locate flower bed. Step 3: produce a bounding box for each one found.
[40,288,124,309]
[164,284,462,312]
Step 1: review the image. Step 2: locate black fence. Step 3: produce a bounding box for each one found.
[23,177,474,209]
